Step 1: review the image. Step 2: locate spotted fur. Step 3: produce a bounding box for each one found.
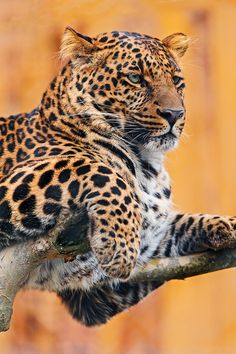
[1,28,236,326]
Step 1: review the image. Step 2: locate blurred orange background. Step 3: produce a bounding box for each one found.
[1,0,236,353]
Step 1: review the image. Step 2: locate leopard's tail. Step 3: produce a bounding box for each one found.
[58,280,162,326]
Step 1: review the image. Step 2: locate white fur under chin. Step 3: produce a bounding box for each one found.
[144,136,179,153]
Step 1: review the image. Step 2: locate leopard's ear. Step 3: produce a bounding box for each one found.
[162,33,189,58]
[60,26,96,61]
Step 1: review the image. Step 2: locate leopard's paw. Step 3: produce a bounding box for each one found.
[205,217,236,250]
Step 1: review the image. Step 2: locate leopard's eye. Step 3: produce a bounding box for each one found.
[127,74,142,84]
[172,75,182,85]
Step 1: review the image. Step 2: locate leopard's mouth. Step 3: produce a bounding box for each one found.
[122,119,180,150]
[151,132,177,140]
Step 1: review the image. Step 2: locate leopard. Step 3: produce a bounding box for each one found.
[0,26,236,327]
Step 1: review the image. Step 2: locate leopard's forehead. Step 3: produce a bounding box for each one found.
[95,31,164,52]
[95,31,179,71]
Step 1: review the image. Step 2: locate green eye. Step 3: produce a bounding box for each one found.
[172,75,182,85]
[127,74,142,84]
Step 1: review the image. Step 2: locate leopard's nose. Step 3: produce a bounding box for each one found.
[157,109,185,128]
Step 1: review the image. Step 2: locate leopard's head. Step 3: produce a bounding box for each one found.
[61,27,189,152]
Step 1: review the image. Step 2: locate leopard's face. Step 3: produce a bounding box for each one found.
[62,29,189,152]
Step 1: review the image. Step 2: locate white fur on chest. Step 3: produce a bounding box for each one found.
[136,151,171,264]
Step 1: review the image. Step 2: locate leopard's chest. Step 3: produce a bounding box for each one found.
[136,160,171,264]
[26,151,171,292]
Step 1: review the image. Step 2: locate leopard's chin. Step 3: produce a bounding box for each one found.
[145,132,179,152]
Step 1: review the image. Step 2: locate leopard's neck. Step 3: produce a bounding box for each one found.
[38,64,114,139]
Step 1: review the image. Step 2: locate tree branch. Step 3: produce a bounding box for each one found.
[0,237,87,332]
[131,248,236,283]
[1,234,236,332]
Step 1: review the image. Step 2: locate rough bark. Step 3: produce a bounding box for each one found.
[131,249,236,283]
[0,234,90,332]
[0,236,236,332]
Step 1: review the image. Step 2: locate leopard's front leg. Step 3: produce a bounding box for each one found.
[85,179,141,279]
[0,158,141,280]
[156,213,236,257]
